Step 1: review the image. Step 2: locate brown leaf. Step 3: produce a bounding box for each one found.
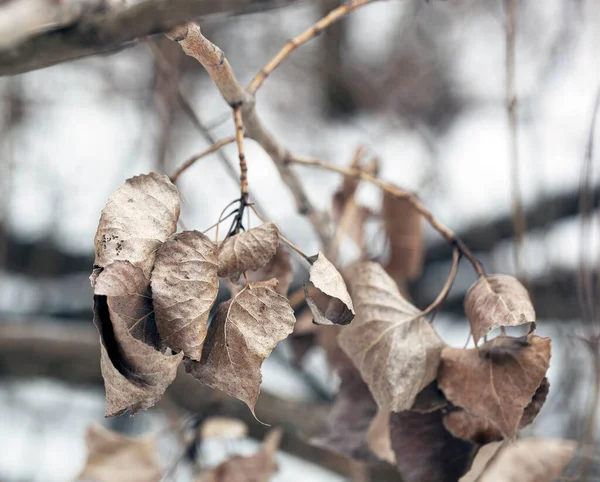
[197,428,282,482]
[93,261,183,417]
[151,231,218,360]
[462,438,576,482]
[92,173,180,283]
[390,410,477,482]
[465,274,535,344]
[459,442,504,482]
[76,423,162,482]
[217,222,279,282]
[382,191,423,282]
[338,262,445,412]
[312,365,378,462]
[247,245,293,296]
[305,252,354,325]
[444,377,549,444]
[186,281,295,414]
[438,335,551,438]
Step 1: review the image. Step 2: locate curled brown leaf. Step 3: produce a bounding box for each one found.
[186,281,295,414]
[339,262,445,412]
[217,222,279,282]
[438,335,551,439]
[93,261,183,417]
[151,230,218,360]
[92,173,180,283]
[465,274,535,344]
[305,251,354,325]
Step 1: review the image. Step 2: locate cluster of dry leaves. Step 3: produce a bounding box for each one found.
[87,166,576,481]
[90,172,353,418]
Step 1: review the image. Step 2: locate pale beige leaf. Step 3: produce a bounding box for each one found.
[201,417,248,440]
[93,261,183,417]
[217,222,279,282]
[438,335,551,438]
[92,173,180,283]
[366,409,396,464]
[151,230,218,360]
[305,251,354,325]
[76,423,161,482]
[465,274,535,344]
[196,428,282,482]
[186,281,295,413]
[466,438,576,482]
[247,245,293,296]
[382,192,423,282]
[338,262,445,412]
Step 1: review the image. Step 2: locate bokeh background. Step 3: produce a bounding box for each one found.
[1,0,600,480]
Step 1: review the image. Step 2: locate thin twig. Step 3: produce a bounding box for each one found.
[170,136,236,183]
[290,155,486,277]
[505,0,527,286]
[422,248,461,317]
[233,107,249,203]
[247,0,380,94]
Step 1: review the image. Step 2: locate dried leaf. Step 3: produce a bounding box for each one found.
[459,442,504,482]
[438,335,551,438]
[390,410,477,482]
[465,438,576,482]
[247,245,293,296]
[217,222,279,282]
[92,173,180,283]
[151,231,218,360]
[312,365,378,462]
[382,191,423,282]
[77,423,161,482]
[366,409,396,464]
[186,281,295,414]
[520,377,550,428]
[305,252,354,326]
[93,261,183,417]
[201,417,248,440]
[338,262,445,412]
[465,274,535,344]
[197,428,282,482]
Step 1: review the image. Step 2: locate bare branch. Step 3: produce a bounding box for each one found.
[168,22,332,249]
[0,0,300,76]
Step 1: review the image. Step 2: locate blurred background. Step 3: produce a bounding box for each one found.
[1,0,600,480]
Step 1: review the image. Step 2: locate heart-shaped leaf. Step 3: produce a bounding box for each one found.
[465,275,535,344]
[338,262,445,412]
[186,280,295,414]
[438,335,551,438]
[151,230,219,360]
